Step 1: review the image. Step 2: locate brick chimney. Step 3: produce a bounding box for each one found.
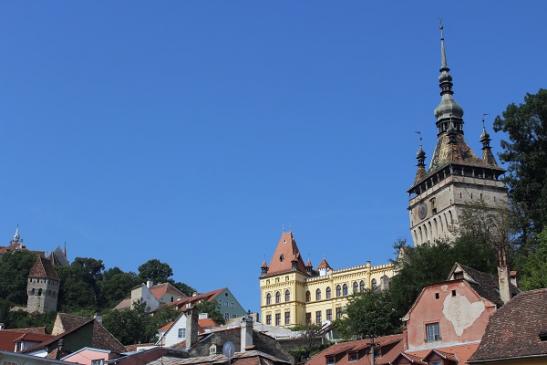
[185,303,199,350]
[240,315,254,351]
[497,244,511,305]
[509,271,518,287]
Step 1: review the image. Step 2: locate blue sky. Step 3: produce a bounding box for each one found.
[0,1,545,312]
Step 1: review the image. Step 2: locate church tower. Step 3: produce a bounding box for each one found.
[26,255,60,313]
[408,25,508,245]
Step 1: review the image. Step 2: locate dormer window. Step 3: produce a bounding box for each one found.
[326,356,335,365]
[279,254,284,262]
[454,271,464,280]
[348,352,359,362]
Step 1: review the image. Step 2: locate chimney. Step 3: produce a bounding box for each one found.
[146,280,154,288]
[496,244,511,305]
[94,313,102,324]
[199,313,208,320]
[240,315,254,351]
[185,304,198,350]
[192,292,198,297]
[510,271,518,287]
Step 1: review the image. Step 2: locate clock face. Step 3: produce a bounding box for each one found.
[417,203,428,220]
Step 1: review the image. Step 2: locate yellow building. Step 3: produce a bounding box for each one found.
[259,231,395,327]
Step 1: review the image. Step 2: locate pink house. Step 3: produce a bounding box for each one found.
[61,347,119,365]
[391,263,519,365]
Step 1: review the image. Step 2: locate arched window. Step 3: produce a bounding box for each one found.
[275,291,280,304]
[371,279,377,291]
[266,293,271,305]
[31,288,35,295]
[336,285,341,297]
[359,280,365,292]
[352,282,358,294]
[285,289,290,302]
[305,291,311,302]
[342,284,348,296]
[37,288,42,296]
[316,288,321,301]
[326,287,331,299]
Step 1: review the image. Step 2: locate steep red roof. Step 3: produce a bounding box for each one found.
[149,283,187,301]
[28,255,59,280]
[317,259,332,270]
[264,232,307,276]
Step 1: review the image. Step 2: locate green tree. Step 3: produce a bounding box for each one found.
[519,229,547,290]
[494,89,547,242]
[0,251,37,304]
[288,323,326,362]
[99,268,141,309]
[336,290,400,340]
[138,259,173,283]
[57,257,105,312]
[102,302,158,345]
[195,300,225,325]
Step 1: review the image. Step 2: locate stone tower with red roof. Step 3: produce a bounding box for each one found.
[26,255,60,313]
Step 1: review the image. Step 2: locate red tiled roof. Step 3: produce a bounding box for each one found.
[391,352,428,365]
[264,232,307,276]
[0,330,54,352]
[159,321,176,333]
[307,334,403,365]
[469,288,547,363]
[167,288,225,309]
[6,327,46,334]
[408,343,479,365]
[28,255,59,280]
[198,318,218,331]
[149,283,187,301]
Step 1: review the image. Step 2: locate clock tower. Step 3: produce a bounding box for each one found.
[408,25,508,246]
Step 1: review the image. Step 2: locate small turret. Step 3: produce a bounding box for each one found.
[260,260,268,275]
[305,259,313,274]
[414,145,427,183]
[480,117,498,166]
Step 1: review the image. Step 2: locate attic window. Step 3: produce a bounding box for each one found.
[454,271,464,280]
[279,254,284,262]
[539,331,547,341]
[452,290,456,297]
[435,293,439,299]
[326,356,335,365]
[348,352,359,362]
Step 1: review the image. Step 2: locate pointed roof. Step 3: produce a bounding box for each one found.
[264,232,307,276]
[28,255,59,280]
[317,259,332,270]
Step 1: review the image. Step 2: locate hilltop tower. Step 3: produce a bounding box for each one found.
[408,25,508,245]
[26,255,60,313]
[260,231,394,327]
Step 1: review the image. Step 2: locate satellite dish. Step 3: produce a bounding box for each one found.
[222,341,235,360]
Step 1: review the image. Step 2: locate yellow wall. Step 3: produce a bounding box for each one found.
[260,262,395,327]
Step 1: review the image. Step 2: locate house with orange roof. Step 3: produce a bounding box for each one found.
[114,281,187,312]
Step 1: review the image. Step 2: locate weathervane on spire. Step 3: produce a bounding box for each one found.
[439,19,448,69]
[415,131,423,145]
[482,113,489,129]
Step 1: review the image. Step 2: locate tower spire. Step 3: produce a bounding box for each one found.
[434,22,464,135]
[480,114,498,166]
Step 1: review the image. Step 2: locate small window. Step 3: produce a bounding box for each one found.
[275,313,281,326]
[266,293,271,305]
[279,254,284,262]
[348,352,359,362]
[284,311,290,325]
[425,322,441,342]
[336,285,341,297]
[305,290,311,302]
[306,312,312,324]
[326,287,331,299]
[359,280,365,292]
[326,309,332,321]
[315,310,322,324]
[352,282,358,294]
[285,289,290,302]
[452,289,456,297]
[342,284,348,296]
[435,293,439,299]
[316,288,322,301]
[326,356,335,365]
[91,360,104,365]
[178,328,186,338]
[335,307,342,320]
[275,291,281,304]
[266,314,272,325]
[209,344,217,355]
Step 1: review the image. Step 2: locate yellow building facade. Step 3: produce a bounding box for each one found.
[259,231,395,327]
